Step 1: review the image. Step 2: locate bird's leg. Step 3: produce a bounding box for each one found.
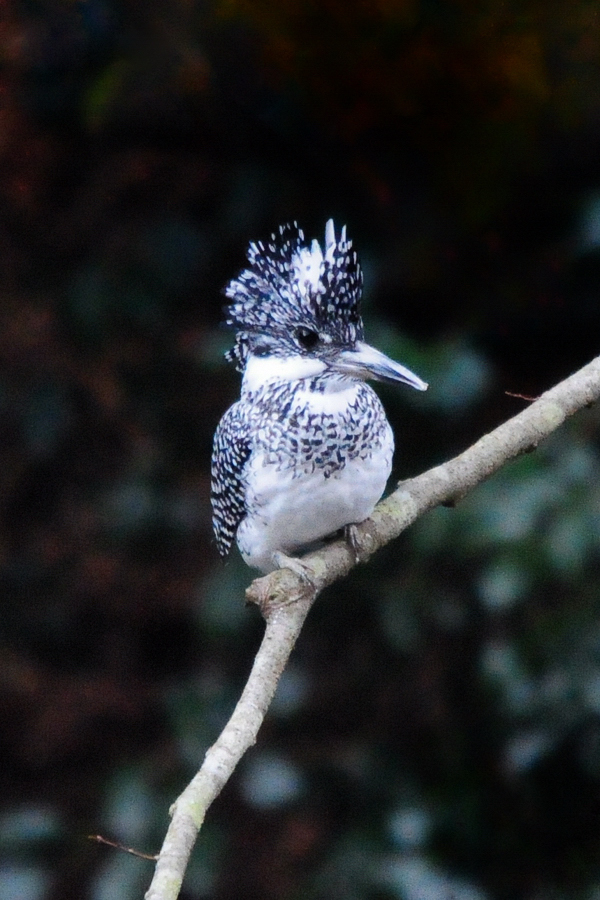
[344,523,363,565]
[271,550,316,587]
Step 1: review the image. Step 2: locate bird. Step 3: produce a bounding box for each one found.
[211,219,428,576]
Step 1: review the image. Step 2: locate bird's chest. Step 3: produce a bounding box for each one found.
[250,384,387,472]
[234,383,394,570]
[243,384,393,520]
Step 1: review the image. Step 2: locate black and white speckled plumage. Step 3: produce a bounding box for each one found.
[211,220,427,573]
[224,221,363,371]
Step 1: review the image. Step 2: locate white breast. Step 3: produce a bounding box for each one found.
[237,415,394,573]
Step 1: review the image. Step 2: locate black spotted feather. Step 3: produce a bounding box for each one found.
[210,403,251,558]
[224,221,364,371]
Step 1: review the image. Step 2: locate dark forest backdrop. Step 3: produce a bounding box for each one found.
[3,2,600,898]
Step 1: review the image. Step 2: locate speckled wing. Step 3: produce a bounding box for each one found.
[211,402,251,558]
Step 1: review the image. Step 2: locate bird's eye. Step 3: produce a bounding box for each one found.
[295,327,320,350]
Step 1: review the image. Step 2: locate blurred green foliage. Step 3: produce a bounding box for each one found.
[2,1,600,899]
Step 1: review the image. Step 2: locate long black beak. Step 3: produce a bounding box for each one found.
[332,341,428,390]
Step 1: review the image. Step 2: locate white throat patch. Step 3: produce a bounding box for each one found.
[242,354,327,394]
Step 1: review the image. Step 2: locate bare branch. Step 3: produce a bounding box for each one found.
[88,834,158,861]
[145,354,600,900]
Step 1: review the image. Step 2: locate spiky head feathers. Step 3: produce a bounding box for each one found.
[224,220,364,370]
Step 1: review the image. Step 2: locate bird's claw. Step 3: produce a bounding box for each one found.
[344,523,363,565]
[271,551,316,587]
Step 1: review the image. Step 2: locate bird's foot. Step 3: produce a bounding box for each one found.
[344,523,363,565]
[271,550,316,587]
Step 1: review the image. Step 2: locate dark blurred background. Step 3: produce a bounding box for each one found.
[3,2,600,898]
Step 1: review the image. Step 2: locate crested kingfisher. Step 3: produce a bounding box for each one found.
[211,220,428,575]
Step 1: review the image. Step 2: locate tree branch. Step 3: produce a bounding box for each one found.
[144,353,600,900]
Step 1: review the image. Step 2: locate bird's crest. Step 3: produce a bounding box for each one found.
[224,220,364,370]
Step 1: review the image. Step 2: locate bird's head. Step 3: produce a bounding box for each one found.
[223,220,427,393]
